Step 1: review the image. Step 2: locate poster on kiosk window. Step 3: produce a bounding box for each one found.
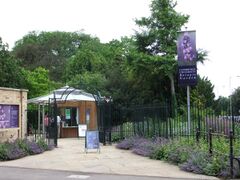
[177,30,197,86]
[78,124,87,137]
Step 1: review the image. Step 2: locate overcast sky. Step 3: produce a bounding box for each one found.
[1,0,240,98]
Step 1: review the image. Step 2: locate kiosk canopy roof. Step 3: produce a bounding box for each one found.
[27,86,96,104]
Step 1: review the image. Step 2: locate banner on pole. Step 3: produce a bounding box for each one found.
[177,31,197,86]
[178,65,197,87]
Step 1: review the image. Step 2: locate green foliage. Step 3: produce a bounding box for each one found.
[213,96,229,115]
[150,145,167,160]
[0,138,49,161]
[0,37,26,89]
[68,72,107,94]
[15,139,29,154]
[13,31,96,81]
[36,138,48,151]
[0,1,214,108]
[191,76,215,107]
[135,0,189,55]
[0,144,8,160]
[22,67,60,98]
[150,138,195,163]
[231,87,240,115]
[117,136,238,178]
[134,0,190,107]
[111,132,122,143]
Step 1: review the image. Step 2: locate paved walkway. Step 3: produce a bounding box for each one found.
[0,138,218,179]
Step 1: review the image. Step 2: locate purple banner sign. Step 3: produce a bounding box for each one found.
[177,30,197,86]
[178,65,197,86]
[177,31,197,66]
[0,104,19,128]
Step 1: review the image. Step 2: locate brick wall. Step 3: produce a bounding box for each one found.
[0,87,28,142]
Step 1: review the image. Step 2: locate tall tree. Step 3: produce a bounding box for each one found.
[213,96,229,115]
[191,76,215,107]
[0,37,26,88]
[135,0,189,56]
[22,67,60,98]
[12,31,95,81]
[135,0,189,108]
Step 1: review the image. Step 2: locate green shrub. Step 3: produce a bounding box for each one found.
[117,136,240,178]
[36,138,48,151]
[15,139,29,154]
[5,142,27,160]
[150,140,193,164]
[166,144,192,164]
[0,144,8,160]
[150,145,167,160]
[180,150,229,177]
[111,133,122,142]
[0,138,53,161]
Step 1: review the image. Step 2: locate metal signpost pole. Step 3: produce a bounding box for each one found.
[187,86,191,135]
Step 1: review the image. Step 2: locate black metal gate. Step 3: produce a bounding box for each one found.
[97,101,112,145]
[46,93,58,147]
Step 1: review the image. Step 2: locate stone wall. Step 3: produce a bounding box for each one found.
[0,87,28,142]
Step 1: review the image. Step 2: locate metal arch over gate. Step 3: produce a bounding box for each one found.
[27,86,97,146]
[46,87,78,147]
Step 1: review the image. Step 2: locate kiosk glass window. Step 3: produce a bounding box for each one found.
[86,109,90,126]
[64,107,78,127]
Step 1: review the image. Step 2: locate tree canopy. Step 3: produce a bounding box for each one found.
[0,38,26,89]
[0,0,218,109]
[12,31,96,81]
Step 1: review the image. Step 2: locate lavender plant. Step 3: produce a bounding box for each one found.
[26,140,44,154]
[116,136,137,150]
[117,136,169,157]
[0,137,54,161]
[132,139,155,157]
[6,142,27,160]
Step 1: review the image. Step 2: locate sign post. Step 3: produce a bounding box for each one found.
[187,86,191,135]
[177,30,197,136]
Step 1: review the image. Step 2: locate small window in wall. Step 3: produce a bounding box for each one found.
[62,107,78,127]
[86,109,91,126]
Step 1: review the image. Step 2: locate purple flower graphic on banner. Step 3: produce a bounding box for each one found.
[181,32,195,61]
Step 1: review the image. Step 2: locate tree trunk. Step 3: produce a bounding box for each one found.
[169,74,177,117]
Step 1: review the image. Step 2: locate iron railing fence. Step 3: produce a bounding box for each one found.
[97,102,240,144]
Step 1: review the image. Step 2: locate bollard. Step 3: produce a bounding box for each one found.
[196,127,200,144]
[208,128,212,155]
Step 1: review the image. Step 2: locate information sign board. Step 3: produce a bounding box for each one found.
[0,104,19,129]
[78,124,87,137]
[85,130,100,153]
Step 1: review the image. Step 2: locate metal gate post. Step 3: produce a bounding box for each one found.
[53,92,58,147]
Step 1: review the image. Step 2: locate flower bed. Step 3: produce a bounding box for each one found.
[0,138,53,161]
[116,136,240,178]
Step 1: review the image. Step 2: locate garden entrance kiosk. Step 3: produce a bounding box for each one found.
[27,86,98,140]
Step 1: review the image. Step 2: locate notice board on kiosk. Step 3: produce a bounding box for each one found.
[85,130,100,153]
